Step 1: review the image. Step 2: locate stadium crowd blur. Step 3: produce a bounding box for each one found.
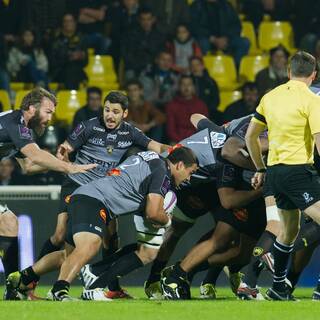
[0,0,319,184]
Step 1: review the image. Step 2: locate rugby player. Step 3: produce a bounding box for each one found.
[7,147,198,301]
[0,88,95,299]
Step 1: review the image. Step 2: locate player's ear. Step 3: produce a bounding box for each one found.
[123,109,128,119]
[28,105,37,115]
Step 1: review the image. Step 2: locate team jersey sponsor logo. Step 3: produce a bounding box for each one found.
[88,137,105,146]
[107,133,117,141]
[93,126,105,132]
[117,141,132,148]
[117,131,129,135]
[18,125,32,140]
[210,131,226,148]
[138,151,159,161]
[70,123,85,140]
[303,192,314,204]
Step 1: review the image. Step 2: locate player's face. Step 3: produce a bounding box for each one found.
[173,162,198,186]
[103,101,128,129]
[28,98,55,136]
[127,84,142,103]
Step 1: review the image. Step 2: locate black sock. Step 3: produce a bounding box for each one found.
[188,260,210,282]
[293,222,320,252]
[244,230,276,287]
[20,266,40,286]
[286,269,301,289]
[52,280,70,294]
[102,232,119,259]
[91,243,138,276]
[202,266,223,285]
[0,236,19,277]
[90,252,143,289]
[228,264,244,274]
[147,259,168,283]
[38,238,62,260]
[273,240,293,292]
[167,263,188,283]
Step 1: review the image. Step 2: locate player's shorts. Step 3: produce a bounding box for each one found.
[267,164,320,210]
[58,177,80,214]
[214,198,266,240]
[66,194,113,245]
[174,182,220,224]
[134,215,165,249]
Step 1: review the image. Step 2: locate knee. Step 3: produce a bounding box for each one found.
[0,211,18,236]
[136,246,159,265]
[51,231,66,247]
[279,224,300,245]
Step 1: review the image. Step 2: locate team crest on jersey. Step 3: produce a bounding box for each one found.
[210,132,226,148]
[18,125,32,139]
[106,145,114,154]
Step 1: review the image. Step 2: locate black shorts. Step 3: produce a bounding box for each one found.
[66,194,112,245]
[267,164,320,210]
[263,172,274,198]
[214,198,266,240]
[58,178,80,214]
[176,181,220,220]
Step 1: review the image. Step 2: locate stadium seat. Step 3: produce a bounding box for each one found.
[241,21,259,55]
[239,55,269,82]
[10,82,26,91]
[258,21,295,52]
[55,90,86,125]
[14,90,32,109]
[218,90,242,112]
[84,55,118,90]
[203,55,238,90]
[0,90,11,111]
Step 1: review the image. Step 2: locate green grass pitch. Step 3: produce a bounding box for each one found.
[0,287,319,320]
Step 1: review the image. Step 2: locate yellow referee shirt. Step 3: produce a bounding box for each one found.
[252,80,320,165]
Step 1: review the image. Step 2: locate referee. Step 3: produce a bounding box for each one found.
[245,51,320,301]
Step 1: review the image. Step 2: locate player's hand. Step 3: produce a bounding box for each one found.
[56,144,71,162]
[251,172,265,189]
[66,163,97,174]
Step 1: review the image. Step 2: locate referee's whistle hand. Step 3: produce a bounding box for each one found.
[251,172,265,190]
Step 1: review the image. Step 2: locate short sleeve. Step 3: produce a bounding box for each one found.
[197,118,223,132]
[7,124,35,150]
[308,96,320,134]
[215,163,239,189]
[148,165,172,197]
[66,121,91,149]
[252,97,267,125]
[131,125,152,148]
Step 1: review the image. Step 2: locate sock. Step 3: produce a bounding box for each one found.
[38,238,62,260]
[228,264,243,274]
[0,236,19,277]
[102,232,119,259]
[91,243,138,276]
[244,230,276,287]
[272,240,293,292]
[20,266,40,286]
[147,259,168,283]
[202,266,223,285]
[52,280,70,294]
[188,260,210,282]
[90,252,143,289]
[293,222,320,252]
[166,263,188,283]
[286,269,301,289]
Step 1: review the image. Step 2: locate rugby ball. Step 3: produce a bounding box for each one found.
[163,190,177,214]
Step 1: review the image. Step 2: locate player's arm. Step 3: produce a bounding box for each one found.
[217,186,262,210]
[147,140,170,154]
[190,113,208,128]
[15,157,48,174]
[145,193,170,226]
[20,143,96,174]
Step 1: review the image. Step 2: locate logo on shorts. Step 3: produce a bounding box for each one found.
[107,168,121,176]
[303,192,314,204]
[94,226,102,233]
[99,209,107,223]
[253,247,264,257]
[65,195,71,204]
[233,208,248,222]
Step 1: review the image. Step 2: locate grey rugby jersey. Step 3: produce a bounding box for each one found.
[67,118,151,185]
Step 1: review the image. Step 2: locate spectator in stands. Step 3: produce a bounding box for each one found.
[7,30,49,88]
[0,34,10,93]
[255,45,289,96]
[50,13,88,89]
[141,0,190,36]
[166,75,208,143]
[222,81,259,123]
[190,56,220,123]
[140,51,179,109]
[0,159,21,186]
[107,0,140,68]
[68,1,110,54]
[72,87,103,128]
[126,79,166,142]
[190,0,249,67]
[242,0,292,30]
[166,24,202,74]
[121,6,165,80]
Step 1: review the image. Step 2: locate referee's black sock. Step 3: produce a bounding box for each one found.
[272,240,293,292]
[91,243,137,276]
[38,238,62,260]
[201,266,223,286]
[89,252,143,289]
[147,259,168,283]
[0,236,19,277]
[244,230,276,288]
